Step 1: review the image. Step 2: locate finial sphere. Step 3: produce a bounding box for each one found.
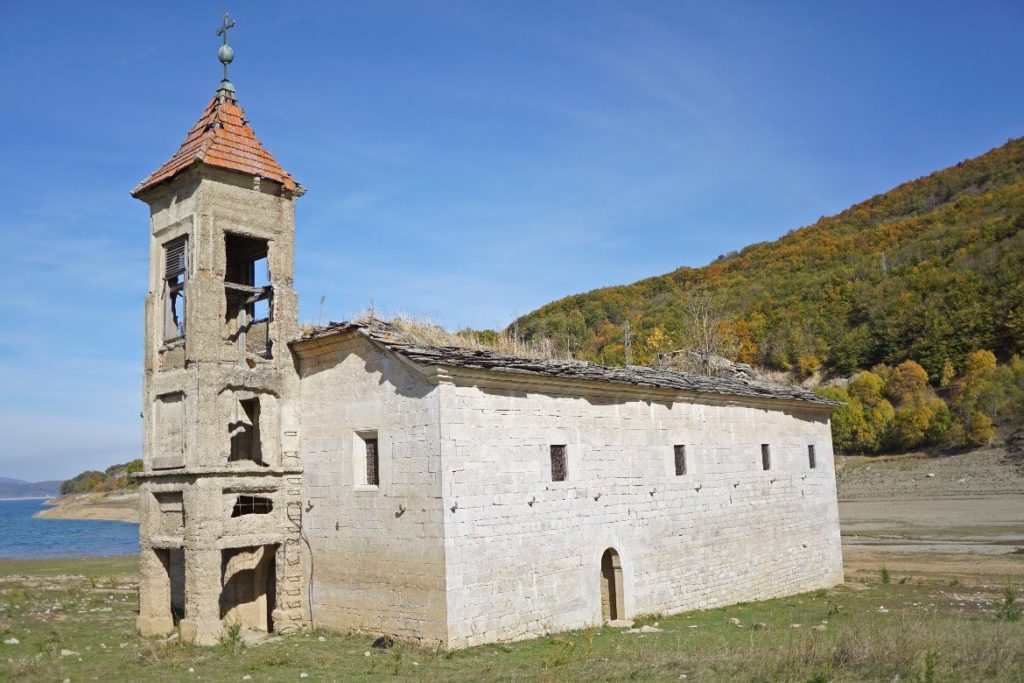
[218,44,234,65]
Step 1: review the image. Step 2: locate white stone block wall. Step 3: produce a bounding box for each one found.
[438,379,843,648]
[296,339,843,650]
[298,335,448,644]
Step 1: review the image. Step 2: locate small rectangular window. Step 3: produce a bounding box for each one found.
[808,445,817,469]
[363,436,379,486]
[231,494,273,517]
[761,444,771,471]
[674,445,687,476]
[163,236,188,341]
[550,445,567,482]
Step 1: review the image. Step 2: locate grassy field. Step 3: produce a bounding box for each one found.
[2,451,1018,681]
[0,557,1020,682]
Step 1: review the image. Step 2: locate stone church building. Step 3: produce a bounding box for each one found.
[133,28,843,649]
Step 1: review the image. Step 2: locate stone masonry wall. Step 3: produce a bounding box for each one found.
[438,378,843,648]
[137,169,306,645]
[297,335,448,644]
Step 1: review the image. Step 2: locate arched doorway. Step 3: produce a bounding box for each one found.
[600,548,624,621]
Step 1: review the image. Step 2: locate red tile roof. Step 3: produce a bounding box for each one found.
[132,92,302,197]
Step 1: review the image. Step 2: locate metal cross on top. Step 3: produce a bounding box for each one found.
[216,13,236,90]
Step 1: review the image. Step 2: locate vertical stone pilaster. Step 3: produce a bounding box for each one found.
[179,548,223,646]
[137,548,174,636]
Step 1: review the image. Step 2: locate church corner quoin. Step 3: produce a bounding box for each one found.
[133,21,843,650]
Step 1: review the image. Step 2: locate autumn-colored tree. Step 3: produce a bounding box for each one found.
[963,350,997,381]
[847,371,895,453]
[885,360,930,405]
[849,371,885,406]
[643,326,673,364]
[940,359,957,387]
[796,353,822,380]
[816,386,863,453]
[949,350,1000,446]
[890,397,951,451]
[870,363,893,387]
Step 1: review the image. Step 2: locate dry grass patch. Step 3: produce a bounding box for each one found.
[356,311,568,360]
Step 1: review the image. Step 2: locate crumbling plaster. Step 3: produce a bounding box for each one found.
[136,168,306,645]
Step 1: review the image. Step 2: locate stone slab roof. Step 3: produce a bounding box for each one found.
[295,321,833,407]
[132,92,301,197]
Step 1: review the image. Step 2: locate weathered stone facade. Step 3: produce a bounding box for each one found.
[134,88,307,644]
[290,329,843,649]
[437,374,841,647]
[134,78,842,649]
[297,334,447,643]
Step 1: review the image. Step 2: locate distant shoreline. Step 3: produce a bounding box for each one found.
[33,492,139,524]
[0,497,51,501]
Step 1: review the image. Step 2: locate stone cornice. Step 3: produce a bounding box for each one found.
[135,466,303,480]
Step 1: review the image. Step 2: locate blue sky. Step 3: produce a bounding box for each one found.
[0,1,1021,480]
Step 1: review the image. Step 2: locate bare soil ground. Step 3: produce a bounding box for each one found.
[836,446,1024,500]
[838,445,1024,584]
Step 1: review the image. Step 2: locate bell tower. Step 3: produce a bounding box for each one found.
[133,15,308,645]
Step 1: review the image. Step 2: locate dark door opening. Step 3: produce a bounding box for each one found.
[219,544,278,632]
[601,548,624,621]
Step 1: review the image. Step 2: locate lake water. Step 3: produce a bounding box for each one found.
[0,499,138,559]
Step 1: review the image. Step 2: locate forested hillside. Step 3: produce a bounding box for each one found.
[60,460,142,495]
[514,138,1024,380]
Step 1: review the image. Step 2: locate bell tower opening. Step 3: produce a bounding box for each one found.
[224,233,272,358]
[162,236,188,342]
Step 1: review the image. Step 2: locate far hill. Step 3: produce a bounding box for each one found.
[0,480,60,499]
[514,138,1024,380]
